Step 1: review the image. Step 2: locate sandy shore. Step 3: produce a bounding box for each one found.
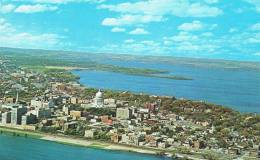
[104,145,157,154]
[45,66,88,70]
[41,135,93,147]
[41,135,159,155]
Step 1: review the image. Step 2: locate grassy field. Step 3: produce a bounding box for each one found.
[0,127,42,138]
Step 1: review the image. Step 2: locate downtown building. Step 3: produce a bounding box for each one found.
[1,112,11,124]
[11,106,27,125]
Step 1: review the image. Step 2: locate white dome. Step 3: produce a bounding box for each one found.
[96,90,103,98]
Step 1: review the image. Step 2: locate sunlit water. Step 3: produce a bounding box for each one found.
[0,134,169,160]
[73,61,260,113]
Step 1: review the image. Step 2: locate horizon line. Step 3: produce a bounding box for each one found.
[1,46,260,64]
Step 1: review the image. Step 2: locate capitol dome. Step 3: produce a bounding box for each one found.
[94,90,104,108]
[96,90,103,98]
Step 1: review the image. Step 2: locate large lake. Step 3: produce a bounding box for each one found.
[73,60,260,113]
[0,134,169,160]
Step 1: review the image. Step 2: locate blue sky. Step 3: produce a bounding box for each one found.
[0,0,260,61]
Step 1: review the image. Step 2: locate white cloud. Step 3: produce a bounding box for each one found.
[129,28,149,35]
[111,27,126,32]
[14,4,58,13]
[178,21,218,32]
[91,40,167,55]
[254,52,260,56]
[1,0,104,14]
[164,32,199,42]
[244,0,260,13]
[204,0,218,4]
[141,40,159,45]
[99,0,223,17]
[163,40,173,46]
[0,18,62,49]
[0,18,16,33]
[86,28,259,58]
[4,0,105,4]
[176,42,218,52]
[251,23,260,31]
[102,14,163,26]
[100,0,222,29]
[178,20,204,31]
[0,4,16,13]
[124,39,135,43]
[175,42,200,51]
[247,33,260,43]
[201,32,213,37]
[163,31,220,54]
[41,0,105,4]
[229,28,238,33]
[0,33,60,48]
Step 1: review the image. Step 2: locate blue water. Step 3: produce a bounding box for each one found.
[0,134,169,160]
[73,61,260,113]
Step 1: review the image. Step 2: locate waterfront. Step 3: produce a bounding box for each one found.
[73,61,260,113]
[0,134,169,160]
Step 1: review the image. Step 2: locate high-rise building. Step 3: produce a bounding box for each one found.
[1,112,11,124]
[11,107,27,125]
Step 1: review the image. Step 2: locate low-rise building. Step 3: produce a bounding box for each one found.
[35,108,52,119]
[70,110,82,120]
[21,114,37,125]
[84,129,97,138]
[63,121,77,131]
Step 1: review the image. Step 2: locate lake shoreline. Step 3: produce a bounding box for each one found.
[42,65,193,81]
[0,127,173,159]
[72,69,260,113]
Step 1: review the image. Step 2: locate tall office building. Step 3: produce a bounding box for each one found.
[1,112,11,124]
[11,107,27,125]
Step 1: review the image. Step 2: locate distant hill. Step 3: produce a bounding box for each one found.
[1,47,260,70]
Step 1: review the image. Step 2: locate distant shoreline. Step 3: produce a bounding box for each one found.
[43,65,193,81]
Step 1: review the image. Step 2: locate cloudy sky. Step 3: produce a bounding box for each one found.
[0,0,260,61]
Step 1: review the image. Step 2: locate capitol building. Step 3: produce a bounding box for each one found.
[93,90,104,108]
[82,90,116,108]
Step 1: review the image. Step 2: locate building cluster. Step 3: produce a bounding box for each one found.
[0,58,259,159]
